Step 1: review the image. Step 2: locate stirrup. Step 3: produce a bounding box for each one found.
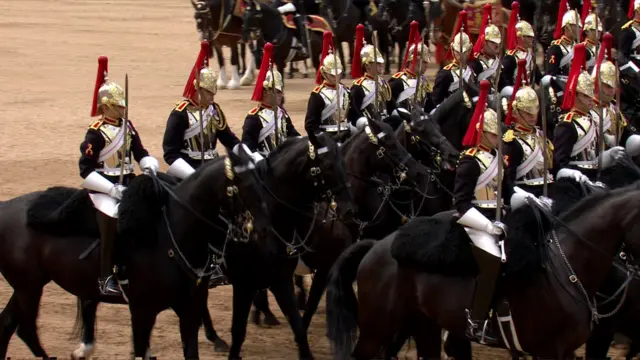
[98,275,122,296]
[208,265,229,288]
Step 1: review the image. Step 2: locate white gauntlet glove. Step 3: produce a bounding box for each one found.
[625,134,640,156]
[108,184,126,200]
[139,156,159,175]
[557,168,589,183]
[600,146,626,169]
[484,221,506,236]
[355,117,369,131]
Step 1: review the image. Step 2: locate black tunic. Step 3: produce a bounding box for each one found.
[432,66,457,106]
[241,105,300,152]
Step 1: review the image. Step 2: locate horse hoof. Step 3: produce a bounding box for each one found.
[251,309,261,326]
[71,342,95,360]
[217,79,227,90]
[262,313,281,327]
[288,73,294,79]
[214,337,230,353]
[302,73,309,79]
[240,74,254,86]
[227,79,240,90]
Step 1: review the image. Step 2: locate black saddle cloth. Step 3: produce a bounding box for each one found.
[26,187,98,238]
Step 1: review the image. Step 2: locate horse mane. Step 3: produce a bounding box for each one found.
[559,182,640,224]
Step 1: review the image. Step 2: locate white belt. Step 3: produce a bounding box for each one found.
[568,160,598,169]
[471,200,501,208]
[181,149,219,159]
[320,122,349,132]
[97,165,134,176]
[515,177,552,186]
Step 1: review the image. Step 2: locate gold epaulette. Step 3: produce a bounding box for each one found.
[392,71,404,79]
[175,100,189,112]
[562,112,575,122]
[622,20,634,29]
[352,77,365,86]
[506,49,516,56]
[312,85,322,93]
[443,63,456,70]
[89,120,103,130]
[551,39,562,46]
[248,106,259,115]
[503,129,515,142]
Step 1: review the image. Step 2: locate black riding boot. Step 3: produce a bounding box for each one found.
[96,211,121,296]
[294,14,309,57]
[465,244,501,345]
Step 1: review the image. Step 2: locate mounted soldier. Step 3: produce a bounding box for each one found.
[453,80,514,345]
[304,31,350,142]
[552,43,626,183]
[581,2,602,72]
[79,56,160,296]
[500,1,540,90]
[349,24,396,130]
[433,10,474,107]
[503,59,554,197]
[388,21,433,122]
[242,42,300,155]
[618,0,640,125]
[591,33,640,158]
[162,41,241,179]
[468,4,502,89]
[545,0,580,77]
[275,0,310,57]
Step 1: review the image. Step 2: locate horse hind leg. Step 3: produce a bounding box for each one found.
[227,45,241,89]
[130,305,158,359]
[252,289,280,327]
[0,293,20,360]
[201,302,230,352]
[270,278,313,359]
[14,287,48,358]
[215,46,229,90]
[240,43,256,86]
[229,285,258,360]
[71,299,99,360]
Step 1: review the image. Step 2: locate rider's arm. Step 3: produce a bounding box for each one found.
[348,83,367,126]
[162,109,190,166]
[283,110,300,137]
[453,154,481,215]
[619,28,639,73]
[551,120,578,176]
[213,104,240,150]
[544,45,563,76]
[432,69,453,106]
[127,120,151,164]
[79,128,106,179]
[503,139,523,186]
[499,55,516,90]
[304,91,324,136]
[241,113,262,153]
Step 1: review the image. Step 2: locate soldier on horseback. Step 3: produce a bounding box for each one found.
[388,21,435,119]
[503,59,554,197]
[618,0,640,123]
[591,33,640,157]
[305,31,350,141]
[276,0,309,57]
[242,42,300,155]
[349,24,396,130]
[582,7,602,71]
[545,0,580,76]
[500,1,539,90]
[80,56,160,296]
[162,41,241,178]
[468,4,501,88]
[454,80,514,345]
[552,43,626,182]
[433,11,473,107]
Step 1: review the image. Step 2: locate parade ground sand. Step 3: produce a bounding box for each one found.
[0,0,631,358]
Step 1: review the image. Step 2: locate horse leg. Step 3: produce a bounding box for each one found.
[443,333,472,360]
[130,306,157,359]
[295,274,307,311]
[174,291,207,360]
[14,287,48,358]
[270,278,313,359]
[229,285,258,360]
[303,270,327,330]
[240,43,247,75]
[397,42,405,73]
[288,61,296,79]
[412,319,443,360]
[301,60,309,78]
[0,293,19,360]
[201,302,230,352]
[71,299,99,360]
[227,45,241,89]
[584,321,616,360]
[252,290,280,326]
[240,42,256,86]
[215,45,229,90]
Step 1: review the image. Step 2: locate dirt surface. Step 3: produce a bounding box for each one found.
[0,0,632,359]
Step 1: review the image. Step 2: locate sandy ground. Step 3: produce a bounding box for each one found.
[0,0,632,359]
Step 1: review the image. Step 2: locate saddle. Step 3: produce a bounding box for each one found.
[281,14,332,33]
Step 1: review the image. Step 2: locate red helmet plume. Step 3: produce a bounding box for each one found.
[553,0,569,39]
[594,32,614,96]
[183,41,210,103]
[505,59,529,126]
[462,80,491,147]
[316,31,335,85]
[352,24,366,78]
[445,10,470,62]
[471,4,493,59]
[561,43,587,110]
[91,56,109,117]
[506,2,520,51]
[251,42,274,102]
[402,21,420,69]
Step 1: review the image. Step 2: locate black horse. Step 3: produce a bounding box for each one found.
[320,0,364,77]
[242,0,325,79]
[326,180,640,360]
[0,147,270,360]
[378,0,427,73]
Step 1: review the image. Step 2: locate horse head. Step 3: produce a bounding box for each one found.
[402,115,459,171]
[192,0,214,41]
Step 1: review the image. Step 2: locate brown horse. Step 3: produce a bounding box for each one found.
[192,0,256,89]
[326,182,640,360]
